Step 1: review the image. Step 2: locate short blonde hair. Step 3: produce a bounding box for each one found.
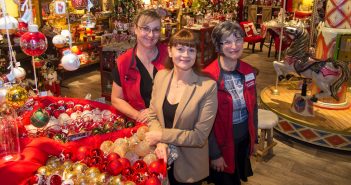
[134,9,161,26]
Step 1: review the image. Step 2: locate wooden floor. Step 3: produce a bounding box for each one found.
[62,44,351,185]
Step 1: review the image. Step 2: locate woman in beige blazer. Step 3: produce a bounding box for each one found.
[145,29,218,184]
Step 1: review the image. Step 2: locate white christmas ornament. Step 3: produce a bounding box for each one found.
[61,52,80,71]
[12,67,26,80]
[58,113,71,125]
[0,86,9,104]
[0,15,18,34]
[52,35,67,48]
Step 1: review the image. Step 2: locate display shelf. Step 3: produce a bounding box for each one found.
[246,5,281,27]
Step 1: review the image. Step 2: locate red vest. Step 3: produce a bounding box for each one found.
[203,58,257,173]
[116,43,168,110]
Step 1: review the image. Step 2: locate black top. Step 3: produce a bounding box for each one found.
[113,55,157,107]
[162,98,179,129]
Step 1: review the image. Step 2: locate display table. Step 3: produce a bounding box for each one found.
[0,96,142,185]
[260,85,351,151]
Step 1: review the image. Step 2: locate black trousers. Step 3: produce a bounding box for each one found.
[168,164,204,185]
[208,134,253,185]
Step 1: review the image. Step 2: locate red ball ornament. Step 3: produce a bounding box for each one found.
[20,24,47,56]
[17,18,28,36]
[118,157,131,169]
[88,156,103,167]
[133,160,148,173]
[76,146,91,161]
[121,167,135,180]
[90,148,103,158]
[132,172,147,185]
[145,177,161,185]
[107,160,123,175]
[74,104,84,112]
[83,104,93,111]
[47,174,62,185]
[148,159,167,176]
[106,152,120,162]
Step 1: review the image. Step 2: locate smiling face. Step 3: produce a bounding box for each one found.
[135,17,161,49]
[168,44,197,72]
[221,34,244,62]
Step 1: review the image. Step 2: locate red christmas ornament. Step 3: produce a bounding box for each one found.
[145,177,161,185]
[20,24,47,56]
[107,160,123,175]
[71,0,88,10]
[133,160,148,173]
[47,174,62,185]
[74,104,84,112]
[65,108,74,116]
[76,146,91,161]
[17,18,28,36]
[88,156,103,167]
[90,148,103,158]
[148,159,167,176]
[106,152,120,162]
[66,101,75,109]
[118,157,131,169]
[121,167,135,180]
[132,172,147,185]
[83,104,93,111]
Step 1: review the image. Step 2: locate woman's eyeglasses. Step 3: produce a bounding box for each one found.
[220,38,244,47]
[138,25,161,35]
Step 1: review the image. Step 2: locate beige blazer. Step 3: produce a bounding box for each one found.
[149,69,218,183]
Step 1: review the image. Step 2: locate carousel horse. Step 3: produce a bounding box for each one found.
[273,26,350,102]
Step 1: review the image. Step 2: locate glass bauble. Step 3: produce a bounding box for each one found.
[20,25,48,56]
[61,52,80,71]
[0,15,18,35]
[52,35,67,48]
[5,85,28,108]
[0,106,20,162]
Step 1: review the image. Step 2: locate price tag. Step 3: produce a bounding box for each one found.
[21,9,32,23]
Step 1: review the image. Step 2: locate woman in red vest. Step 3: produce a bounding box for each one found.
[203,21,258,185]
[111,9,168,122]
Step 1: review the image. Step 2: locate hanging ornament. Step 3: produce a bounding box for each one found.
[61,50,80,71]
[71,0,88,10]
[16,18,28,36]
[5,85,28,108]
[30,108,50,128]
[12,67,26,81]
[81,12,97,28]
[52,35,67,48]
[52,0,67,16]
[20,24,48,56]
[0,15,18,35]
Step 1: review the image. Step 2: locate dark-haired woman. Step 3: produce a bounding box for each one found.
[145,29,218,184]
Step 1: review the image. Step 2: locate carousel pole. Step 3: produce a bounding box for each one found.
[272,0,286,95]
[309,0,319,50]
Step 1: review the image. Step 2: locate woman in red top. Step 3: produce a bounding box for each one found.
[203,21,258,185]
[111,9,168,122]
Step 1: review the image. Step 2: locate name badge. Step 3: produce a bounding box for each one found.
[245,73,255,82]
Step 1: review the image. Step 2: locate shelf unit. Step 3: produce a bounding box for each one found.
[246,5,281,27]
[100,41,135,101]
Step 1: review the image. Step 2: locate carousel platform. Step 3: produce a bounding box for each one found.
[260,85,351,151]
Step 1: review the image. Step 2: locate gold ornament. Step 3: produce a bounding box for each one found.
[109,175,122,184]
[37,166,51,176]
[96,173,108,184]
[100,140,113,154]
[143,153,157,165]
[136,126,149,140]
[63,170,77,180]
[62,160,74,170]
[134,140,152,157]
[85,167,101,179]
[72,163,88,173]
[5,85,28,108]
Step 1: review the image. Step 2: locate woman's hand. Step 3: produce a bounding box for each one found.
[135,109,150,123]
[145,130,162,146]
[154,143,168,163]
[210,157,228,172]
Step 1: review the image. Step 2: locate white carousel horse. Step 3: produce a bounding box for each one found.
[273,26,350,102]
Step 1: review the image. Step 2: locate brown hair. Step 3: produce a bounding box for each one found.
[133,9,161,27]
[165,29,202,73]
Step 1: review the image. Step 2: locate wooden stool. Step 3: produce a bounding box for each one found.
[256,109,278,161]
